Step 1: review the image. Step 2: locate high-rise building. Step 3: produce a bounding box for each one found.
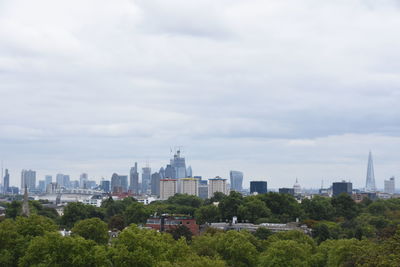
[38,180,46,192]
[164,164,176,179]
[332,181,352,196]
[229,171,243,191]
[56,173,70,188]
[129,162,139,194]
[3,169,9,194]
[160,179,177,200]
[21,169,36,191]
[170,150,186,179]
[209,177,228,197]
[151,172,161,196]
[159,167,165,179]
[45,175,52,188]
[384,177,395,194]
[111,173,128,193]
[198,180,208,199]
[279,188,295,195]
[142,167,151,194]
[100,179,110,192]
[186,166,193,178]
[80,173,88,189]
[365,151,376,192]
[250,181,267,194]
[182,178,198,196]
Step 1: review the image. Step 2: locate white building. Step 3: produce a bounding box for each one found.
[160,179,177,200]
[208,177,228,197]
[181,178,198,196]
[384,177,395,194]
[293,178,301,195]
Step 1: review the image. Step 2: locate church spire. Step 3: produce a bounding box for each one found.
[22,184,30,217]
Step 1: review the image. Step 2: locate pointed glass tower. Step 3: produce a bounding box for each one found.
[365,151,376,192]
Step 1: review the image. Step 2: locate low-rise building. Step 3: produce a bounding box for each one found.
[146,214,199,236]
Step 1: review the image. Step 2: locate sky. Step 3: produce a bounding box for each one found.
[1,0,400,189]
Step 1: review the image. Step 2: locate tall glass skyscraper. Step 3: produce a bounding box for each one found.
[142,167,151,194]
[130,162,139,194]
[230,170,243,191]
[170,150,186,179]
[365,151,376,192]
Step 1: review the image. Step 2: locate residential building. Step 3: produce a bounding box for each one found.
[160,179,177,200]
[209,177,228,197]
[250,181,267,194]
[146,214,199,236]
[181,178,198,196]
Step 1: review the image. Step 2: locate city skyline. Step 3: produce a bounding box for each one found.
[1,1,400,189]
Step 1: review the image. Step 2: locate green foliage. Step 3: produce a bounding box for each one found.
[238,197,271,223]
[123,201,150,225]
[195,205,220,224]
[259,192,303,222]
[218,191,244,221]
[61,202,105,228]
[253,227,273,240]
[167,225,193,241]
[258,240,312,267]
[331,193,359,220]
[72,218,109,244]
[19,232,110,267]
[302,196,335,221]
[166,194,203,208]
[108,215,125,230]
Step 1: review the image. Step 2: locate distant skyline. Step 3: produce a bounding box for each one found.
[1,1,400,188]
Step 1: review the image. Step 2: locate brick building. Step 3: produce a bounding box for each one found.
[145,214,199,236]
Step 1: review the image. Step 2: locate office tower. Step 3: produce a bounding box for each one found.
[80,173,88,188]
[293,178,302,195]
[100,179,110,192]
[250,181,267,194]
[111,173,128,193]
[170,150,186,179]
[384,177,395,194]
[21,169,36,191]
[56,174,66,188]
[22,185,30,217]
[38,180,46,193]
[159,167,165,179]
[182,178,198,196]
[160,179,177,200]
[46,182,58,194]
[63,175,70,188]
[70,180,79,189]
[142,167,151,194]
[3,169,9,194]
[129,162,139,194]
[279,188,295,195]
[332,181,353,196]
[45,175,52,188]
[151,172,161,196]
[209,177,228,197]
[198,180,208,199]
[365,151,376,192]
[187,166,193,178]
[229,171,243,191]
[164,164,176,179]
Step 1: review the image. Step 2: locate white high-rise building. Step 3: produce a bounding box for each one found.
[160,179,177,200]
[208,177,228,197]
[181,178,198,196]
[384,177,395,194]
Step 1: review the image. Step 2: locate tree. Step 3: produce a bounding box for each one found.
[19,232,110,267]
[238,197,271,223]
[259,193,303,222]
[108,215,126,230]
[195,205,220,224]
[15,214,58,237]
[218,191,244,221]
[313,223,331,244]
[166,194,203,208]
[61,202,105,228]
[258,240,312,267]
[0,219,25,267]
[72,218,109,245]
[331,193,359,220]
[253,227,272,240]
[167,225,193,241]
[124,202,150,225]
[301,196,335,221]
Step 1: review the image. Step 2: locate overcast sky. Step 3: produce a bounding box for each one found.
[1,0,400,189]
